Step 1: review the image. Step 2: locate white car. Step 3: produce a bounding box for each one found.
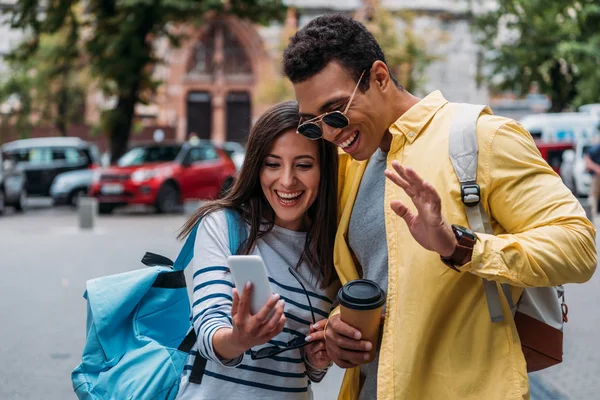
[560,142,594,197]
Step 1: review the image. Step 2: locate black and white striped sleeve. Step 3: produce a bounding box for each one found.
[190,210,242,367]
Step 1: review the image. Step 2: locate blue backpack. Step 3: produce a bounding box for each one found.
[72,209,246,400]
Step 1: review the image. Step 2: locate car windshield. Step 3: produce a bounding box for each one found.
[117,145,182,167]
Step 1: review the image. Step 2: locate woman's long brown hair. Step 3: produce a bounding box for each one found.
[178,100,339,289]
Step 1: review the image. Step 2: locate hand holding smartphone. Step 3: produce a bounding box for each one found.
[227,255,274,315]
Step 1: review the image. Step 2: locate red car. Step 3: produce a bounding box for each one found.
[534,140,574,175]
[90,142,237,214]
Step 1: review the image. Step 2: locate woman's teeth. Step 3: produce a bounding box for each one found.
[340,131,358,149]
[276,191,303,201]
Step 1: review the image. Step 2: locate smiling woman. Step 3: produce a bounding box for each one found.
[260,132,321,231]
[175,101,340,400]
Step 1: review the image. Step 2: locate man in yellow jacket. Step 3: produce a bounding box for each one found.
[282,14,597,400]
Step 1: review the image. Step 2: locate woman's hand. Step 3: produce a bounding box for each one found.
[230,283,286,352]
[304,319,332,370]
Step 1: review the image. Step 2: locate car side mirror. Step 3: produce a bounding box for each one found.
[562,149,575,163]
[2,159,15,171]
[181,157,192,167]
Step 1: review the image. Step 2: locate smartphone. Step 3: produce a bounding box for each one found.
[227,255,274,315]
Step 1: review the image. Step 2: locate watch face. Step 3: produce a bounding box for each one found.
[452,224,476,241]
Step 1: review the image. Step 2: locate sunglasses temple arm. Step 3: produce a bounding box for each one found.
[288,267,317,324]
[344,70,366,114]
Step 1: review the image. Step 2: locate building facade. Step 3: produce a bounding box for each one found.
[131,0,490,144]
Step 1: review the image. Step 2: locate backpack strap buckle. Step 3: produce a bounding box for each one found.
[461,182,481,207]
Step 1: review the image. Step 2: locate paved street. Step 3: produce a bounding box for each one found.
[0,199,597,399]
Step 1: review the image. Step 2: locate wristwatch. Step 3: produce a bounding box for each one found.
[440,224,477,271]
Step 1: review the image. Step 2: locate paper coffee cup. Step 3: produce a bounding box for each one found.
[337,279,386,361]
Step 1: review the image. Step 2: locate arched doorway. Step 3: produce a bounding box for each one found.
[177,18,265,143]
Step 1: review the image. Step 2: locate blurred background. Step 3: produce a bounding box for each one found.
[0,0,598,399]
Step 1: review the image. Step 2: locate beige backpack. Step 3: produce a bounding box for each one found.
[449,103,568,372]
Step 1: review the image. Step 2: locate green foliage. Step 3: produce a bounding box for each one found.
[255,23,296,107]
[4,0,285,160]
[362,4,440,94]
[0,7,87,138]
[472,0,600,111]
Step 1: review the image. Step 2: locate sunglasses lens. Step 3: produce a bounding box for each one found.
[254,346,280,359]
[298,123,322,140]
[323,112,349,129]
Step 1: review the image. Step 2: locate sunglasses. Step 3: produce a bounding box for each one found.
[249,267,317,360]
[297,70,366,140]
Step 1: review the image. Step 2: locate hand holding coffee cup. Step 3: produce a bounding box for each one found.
[325,280,386,368]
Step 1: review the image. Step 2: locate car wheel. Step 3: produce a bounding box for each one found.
[156,183,180,214]
[99,204,115,214]
[219,177,235,198]
[0,190,5,215]
[69,188,87,208]
[15,189,27,212]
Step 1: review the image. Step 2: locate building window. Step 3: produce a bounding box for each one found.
[191,26,216,75]
[223,28,251,75]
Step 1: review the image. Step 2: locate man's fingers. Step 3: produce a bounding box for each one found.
[384,169,414,197]
[390,200,415,223]
[334,335,373,352]
[328,315,362,340]
[336,347,372,364]
[422,181,442,207]
[334,359,358,369]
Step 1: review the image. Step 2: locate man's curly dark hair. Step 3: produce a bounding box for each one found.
[283,14,399,92]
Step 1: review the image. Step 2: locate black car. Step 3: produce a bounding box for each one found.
[1,137,100,197]
[0,151,27,214]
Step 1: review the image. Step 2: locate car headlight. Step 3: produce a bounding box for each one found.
[131,169,157,183]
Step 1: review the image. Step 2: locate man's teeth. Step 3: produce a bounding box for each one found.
[276,191,302,199]
[340,131,358,148]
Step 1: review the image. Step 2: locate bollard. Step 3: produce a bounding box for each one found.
[78,197,98,230]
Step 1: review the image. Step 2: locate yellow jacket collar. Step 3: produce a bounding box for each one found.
[388,90,449,145]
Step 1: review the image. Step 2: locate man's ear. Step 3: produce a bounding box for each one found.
[370,60,391,91]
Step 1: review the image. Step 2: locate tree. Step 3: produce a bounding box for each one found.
[556,2,600,107]
[0,6,86,138]
[255,14,296,108]
[6,0,285,162]
[360,2,439,94]
[472,0,600,112]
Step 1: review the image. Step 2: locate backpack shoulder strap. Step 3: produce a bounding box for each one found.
[174,208,247,271]
[448,103,513,323]
[224,208,247,256]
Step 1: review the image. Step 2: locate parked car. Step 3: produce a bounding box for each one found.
[0,152,27,214]
[89,142,237,214]
[217,141,246,171]
[50,169,93,207]
[560,142,594,197]
[1,137,100,197]
[535,141,574,176]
